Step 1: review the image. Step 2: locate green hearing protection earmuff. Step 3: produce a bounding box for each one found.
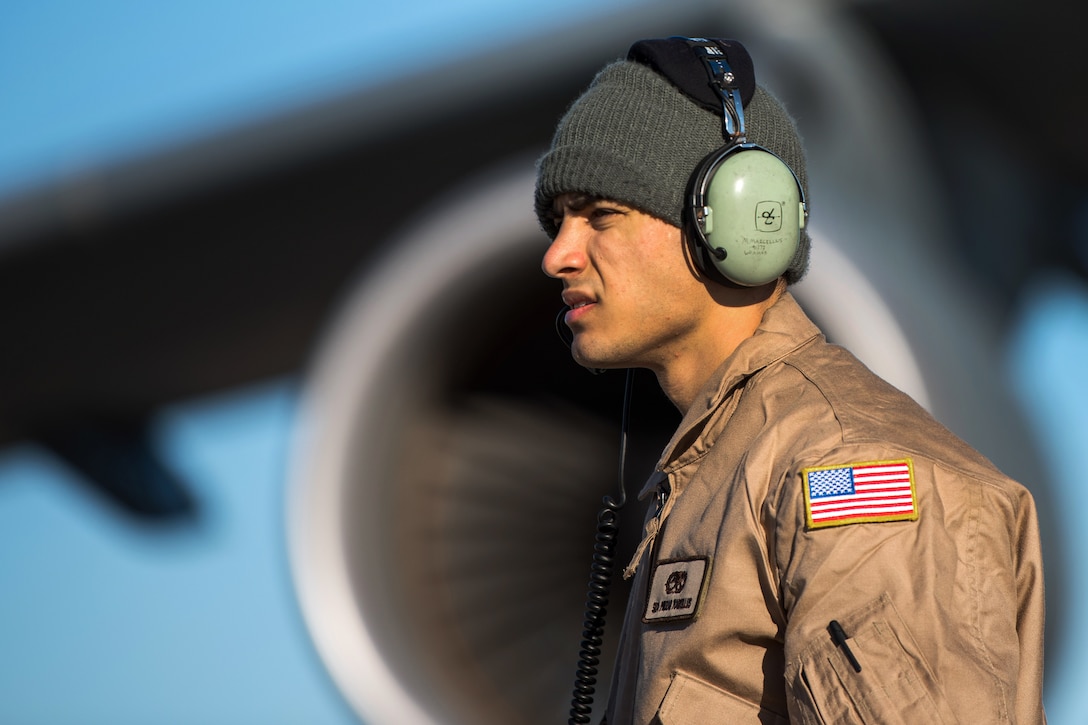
[680,38,808,287]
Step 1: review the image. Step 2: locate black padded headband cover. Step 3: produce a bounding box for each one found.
[627,37,756,113]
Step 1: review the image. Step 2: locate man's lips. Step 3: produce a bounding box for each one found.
[562,292,597,326]
[565,301,595,326]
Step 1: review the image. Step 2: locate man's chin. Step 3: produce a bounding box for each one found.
[572,347,624,372]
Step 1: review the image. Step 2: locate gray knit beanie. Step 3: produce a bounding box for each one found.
[535,56,811,284]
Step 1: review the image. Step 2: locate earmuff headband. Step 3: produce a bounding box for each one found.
[630,36,807,287]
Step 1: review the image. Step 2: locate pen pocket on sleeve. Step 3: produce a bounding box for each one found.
[785,593,958,725]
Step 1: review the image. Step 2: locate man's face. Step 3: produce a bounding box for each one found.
[542,193,716,373]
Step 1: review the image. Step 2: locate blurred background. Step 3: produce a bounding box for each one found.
[1,0,1085,723]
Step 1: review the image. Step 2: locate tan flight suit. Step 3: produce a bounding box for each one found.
[603,293,1046,724]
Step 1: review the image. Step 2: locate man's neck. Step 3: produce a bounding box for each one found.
[655,281,784,414]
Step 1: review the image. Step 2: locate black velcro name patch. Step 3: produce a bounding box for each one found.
[643,557,710,624]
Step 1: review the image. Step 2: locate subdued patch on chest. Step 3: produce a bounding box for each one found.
[643,557,710,623]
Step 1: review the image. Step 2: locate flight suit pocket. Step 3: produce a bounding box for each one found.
[656,671,789,725]
[786,593,959,724]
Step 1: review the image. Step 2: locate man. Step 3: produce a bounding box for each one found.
[535,37,1046,723]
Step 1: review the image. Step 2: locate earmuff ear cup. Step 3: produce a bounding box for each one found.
[687,144,806,287]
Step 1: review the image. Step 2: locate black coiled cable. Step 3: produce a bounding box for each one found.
[568,368,634,724]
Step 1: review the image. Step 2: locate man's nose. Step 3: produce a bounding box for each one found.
[541,222,586,279]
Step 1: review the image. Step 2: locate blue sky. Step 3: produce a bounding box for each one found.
[0,380,357,725]
[0,0,647,199]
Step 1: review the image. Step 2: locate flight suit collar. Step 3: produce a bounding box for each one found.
[639,292,822,501]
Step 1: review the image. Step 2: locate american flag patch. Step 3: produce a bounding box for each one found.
[803,459,918,529]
